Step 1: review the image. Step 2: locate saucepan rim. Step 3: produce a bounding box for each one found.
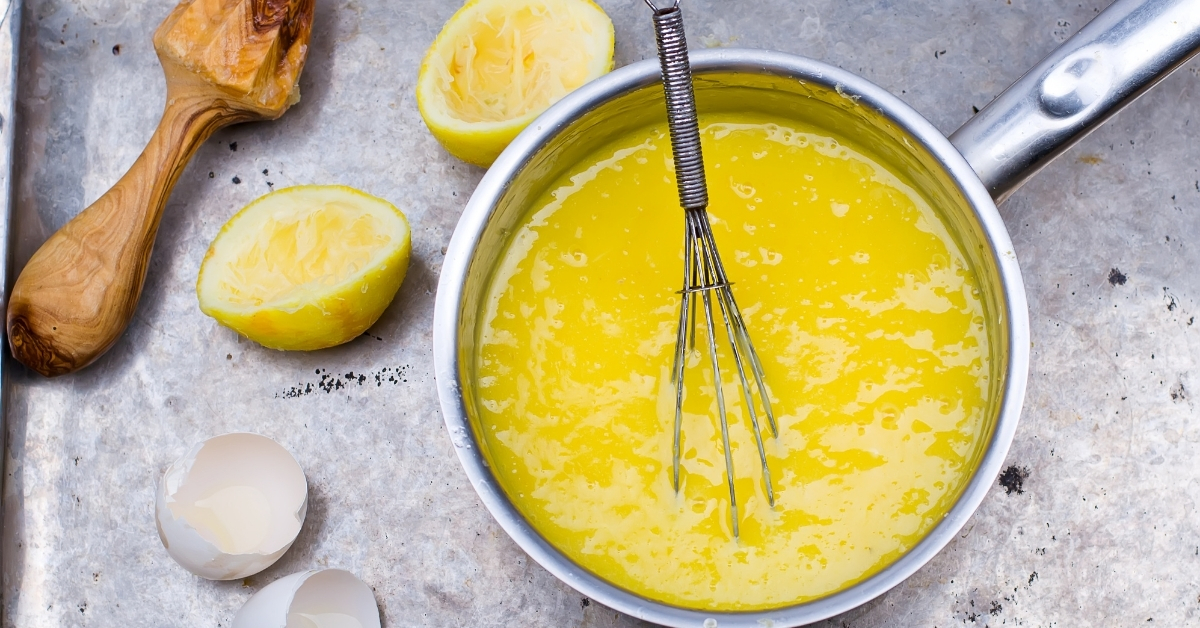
[432,47,1030,627]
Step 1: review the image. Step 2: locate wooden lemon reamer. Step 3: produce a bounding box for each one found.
[5,0,315,377]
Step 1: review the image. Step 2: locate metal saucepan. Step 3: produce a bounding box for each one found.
[433,1,1200,626]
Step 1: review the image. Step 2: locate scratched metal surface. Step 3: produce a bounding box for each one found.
[2,0,1198,626]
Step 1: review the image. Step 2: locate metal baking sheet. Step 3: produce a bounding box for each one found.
[2,0,1198,625]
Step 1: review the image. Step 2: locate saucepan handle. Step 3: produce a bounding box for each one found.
[949,0,1200,204]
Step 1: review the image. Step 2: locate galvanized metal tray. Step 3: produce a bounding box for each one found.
[1,1,1198,626]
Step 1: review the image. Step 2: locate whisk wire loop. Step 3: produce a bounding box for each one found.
[696,250,739,539]
[670,233,692,492]
[697,223,780,439]
[711,277,777,508]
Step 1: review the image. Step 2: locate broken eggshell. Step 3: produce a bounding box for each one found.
[233,569,382,628]
[156,432,307,580]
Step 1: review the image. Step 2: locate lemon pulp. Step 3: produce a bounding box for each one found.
[436,2,605,123]
[472,113,996,610]
[219,202,391,307]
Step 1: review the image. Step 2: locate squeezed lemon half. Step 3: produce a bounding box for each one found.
[197,185,411,351]
[416,0,615,166]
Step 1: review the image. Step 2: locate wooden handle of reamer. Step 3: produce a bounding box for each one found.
[7,88,234,377]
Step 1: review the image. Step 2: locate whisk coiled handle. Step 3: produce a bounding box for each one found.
[649,1,709,211]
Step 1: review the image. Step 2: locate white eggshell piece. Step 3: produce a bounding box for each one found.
[233,569,382,628]
[156,433,308,580]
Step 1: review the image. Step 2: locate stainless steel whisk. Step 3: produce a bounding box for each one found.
[646,0,778,538]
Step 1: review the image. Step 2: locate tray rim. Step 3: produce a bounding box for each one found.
[0,0,22,600]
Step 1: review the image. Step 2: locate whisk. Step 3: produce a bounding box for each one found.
[645,0,778,538]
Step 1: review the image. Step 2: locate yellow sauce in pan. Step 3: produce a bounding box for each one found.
[473,113,993,610]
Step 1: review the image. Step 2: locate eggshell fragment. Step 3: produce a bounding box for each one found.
[156,433,307,580]
[233,569,382,628]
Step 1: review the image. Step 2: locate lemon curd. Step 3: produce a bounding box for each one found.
[472,113,994,610]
